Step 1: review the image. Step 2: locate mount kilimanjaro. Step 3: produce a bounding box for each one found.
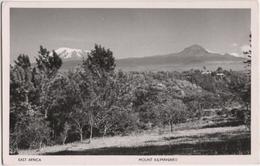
[57,45,246,71]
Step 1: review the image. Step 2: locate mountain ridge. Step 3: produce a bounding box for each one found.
[117,44,244,67]
[57,44,246,71]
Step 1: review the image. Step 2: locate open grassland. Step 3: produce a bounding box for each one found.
[19,121,250,155]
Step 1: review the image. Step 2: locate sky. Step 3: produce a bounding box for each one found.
[11,8,251,62]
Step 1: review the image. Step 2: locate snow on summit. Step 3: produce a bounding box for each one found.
[54,47,90,60]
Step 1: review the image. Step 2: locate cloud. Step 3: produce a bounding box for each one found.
[232,43,238,47]
[241,45,250,52]
[230,52,241,57]
[206,49,217,53]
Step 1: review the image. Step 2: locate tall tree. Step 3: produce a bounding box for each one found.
[10,54,51,153]
[79,44,117,142]
[35,46,63,118]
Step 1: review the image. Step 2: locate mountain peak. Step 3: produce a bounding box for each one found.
[179,44,208,57]
[54,47,90,60]
[183,44,208,52]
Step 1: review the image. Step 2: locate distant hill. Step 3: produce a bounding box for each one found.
[57,45,246,72]
[116,45,245,71]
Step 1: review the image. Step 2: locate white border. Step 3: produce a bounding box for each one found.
[2,0,259,165]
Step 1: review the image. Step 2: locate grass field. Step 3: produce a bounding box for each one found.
[19,120,250,155]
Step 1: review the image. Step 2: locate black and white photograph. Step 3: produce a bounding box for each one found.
[1,0,259,165]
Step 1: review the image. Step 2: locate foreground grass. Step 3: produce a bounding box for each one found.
[19,124,250,155]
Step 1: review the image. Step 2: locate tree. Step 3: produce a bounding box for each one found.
[36,46,62,78]
[69,106,89,142]
[242,34,251,128]
[10,54,34,152]
[95,70,136,137]
[132,80,160,129]
[84,44,115,74]
[42,72,79,142]
[60,122,71,145]
[243,34,251,67]
[11,110,50,150]
[10,46,63,151]
[79,44,117,142]
[226,34,251,128]
[68,66,95,142]
[10,54,51,152]
[11,55,33,105]
[159,99,187,132]
[35,46,63,118]
[14,54,31,69]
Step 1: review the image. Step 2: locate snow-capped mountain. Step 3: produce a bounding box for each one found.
[54,47,90,60]
[58,44,246,72]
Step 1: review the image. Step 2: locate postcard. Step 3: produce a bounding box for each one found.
[1,0,259,165]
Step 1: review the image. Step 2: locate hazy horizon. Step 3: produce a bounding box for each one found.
[11,8,251,62]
